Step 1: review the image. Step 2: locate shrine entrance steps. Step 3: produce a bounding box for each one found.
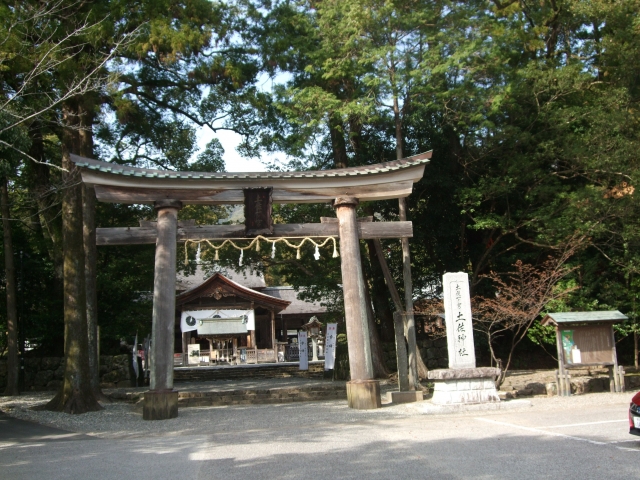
[177,383,346,407]
[105,376,349,408]
[173,362,325,383]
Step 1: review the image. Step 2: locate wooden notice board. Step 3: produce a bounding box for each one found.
[541,311,628,394]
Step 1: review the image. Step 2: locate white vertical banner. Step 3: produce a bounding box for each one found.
[324,323,338,370]
[298,330,308,371]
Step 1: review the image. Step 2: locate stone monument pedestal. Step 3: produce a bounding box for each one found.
[428,367,500,405]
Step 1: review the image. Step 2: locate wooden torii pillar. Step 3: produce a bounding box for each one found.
[143,200,182,420]
[71,151,431,417]
[335,197,378,407]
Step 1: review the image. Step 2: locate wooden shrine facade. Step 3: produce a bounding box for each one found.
[72,151,431,419]
[175,272,329,365]
[176,272,290,363]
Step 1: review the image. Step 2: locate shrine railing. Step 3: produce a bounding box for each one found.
[175,348,279,366]
[285,345,325,362]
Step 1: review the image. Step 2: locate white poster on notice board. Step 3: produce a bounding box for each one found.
[298,330,308,371]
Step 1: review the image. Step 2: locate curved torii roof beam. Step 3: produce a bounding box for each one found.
[70,152,431,205]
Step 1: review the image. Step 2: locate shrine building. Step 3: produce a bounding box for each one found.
[175,267,327,365]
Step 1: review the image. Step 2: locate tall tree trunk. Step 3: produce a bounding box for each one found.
[362,267,391,378]
[371,239,429,380]
[635,330,638,370]
[78,103,103,399]
[2,177,19,396]
[25,126,63,281]
[45,104,102,413]
[365,239,395,342]
[83,183,103,398]
[329,116,349,169]
[329,117,390,375]
[392,106,424,384]
[393,95,403,161]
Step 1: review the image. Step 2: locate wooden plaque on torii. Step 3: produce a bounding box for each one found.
[244,187,273,236]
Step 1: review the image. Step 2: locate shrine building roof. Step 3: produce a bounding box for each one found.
[176,272,290,312]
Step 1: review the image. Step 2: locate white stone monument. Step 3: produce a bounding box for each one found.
[428,272,500,405]
[443,272,476,369]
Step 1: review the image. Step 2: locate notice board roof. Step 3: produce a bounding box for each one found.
[541,310,628,326]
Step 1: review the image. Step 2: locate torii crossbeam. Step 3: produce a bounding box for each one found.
[71,152,431,419]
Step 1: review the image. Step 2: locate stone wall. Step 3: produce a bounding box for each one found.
[418,337,449,370]
[0,354,135,392]
[382,337,449,372]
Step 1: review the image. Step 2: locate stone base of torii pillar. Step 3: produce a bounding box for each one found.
[428,367,500,405]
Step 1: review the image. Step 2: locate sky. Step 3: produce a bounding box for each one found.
[194,73,292,173]
[196,127,268,173]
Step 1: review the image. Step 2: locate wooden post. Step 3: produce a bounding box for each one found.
[97,326,100,381]
[398,198,418,389]
[609,366,615,393]
[555,327,568,396]
[283,318,287,342]
[181,332,189,365]
[232,338,238,364]
[271,310,277,363]
[373,239,410,391]
[334,197,380,409]
[611,326,620,392]
[144,199,181,421]
[393,311,410,391]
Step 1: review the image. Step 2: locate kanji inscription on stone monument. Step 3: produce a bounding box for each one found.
[443,272,476,369]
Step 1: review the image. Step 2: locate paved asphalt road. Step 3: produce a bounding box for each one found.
[1,395,639,480]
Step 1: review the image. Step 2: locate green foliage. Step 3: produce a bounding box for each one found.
[229,0,640,365]
[3,0,640,364]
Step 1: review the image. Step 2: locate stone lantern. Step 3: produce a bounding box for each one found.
[301,316,323,362]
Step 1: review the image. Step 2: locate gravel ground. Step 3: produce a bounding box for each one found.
[1,383,636,440]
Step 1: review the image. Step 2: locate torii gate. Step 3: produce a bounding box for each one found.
[71,151,430,419]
